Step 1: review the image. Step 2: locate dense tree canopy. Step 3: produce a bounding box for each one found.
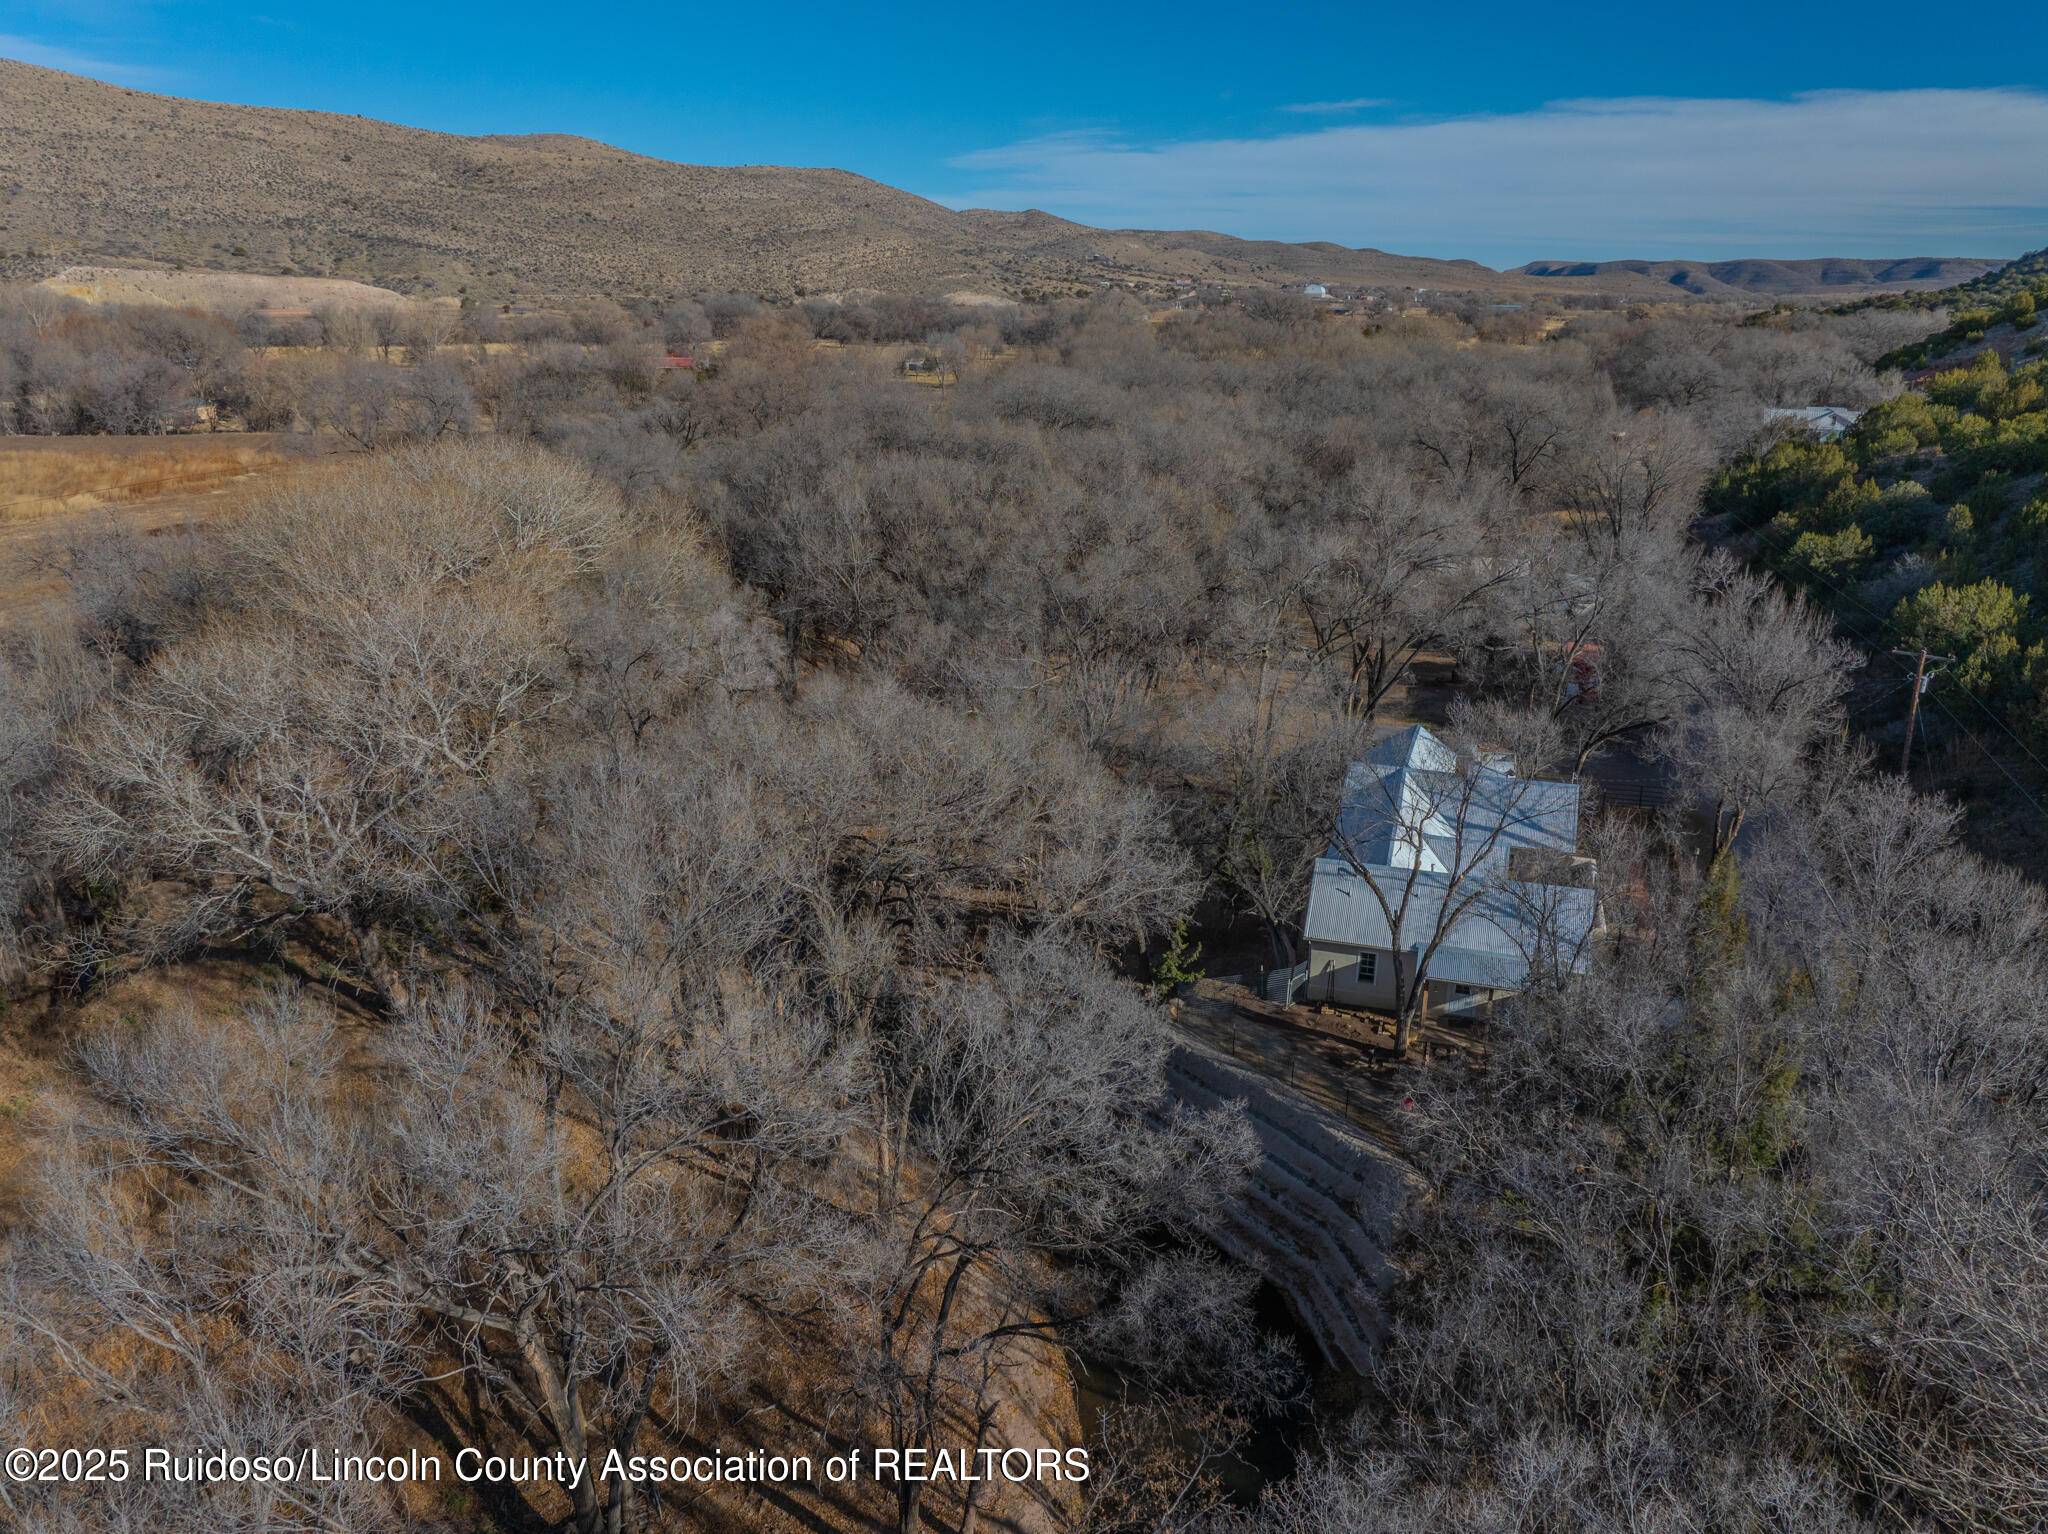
[1,280,2040,1534]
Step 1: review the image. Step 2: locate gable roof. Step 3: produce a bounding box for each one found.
[1308,725,1596,984]
[1329,723,1580,877]
[1764,405,1864,435]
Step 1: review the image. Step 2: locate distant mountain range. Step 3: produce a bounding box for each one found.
[1513,256,2009,300]
[1835,245,2048,316]
[0,58,2016,305]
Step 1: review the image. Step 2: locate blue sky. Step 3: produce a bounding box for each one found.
[5,1,2047,266]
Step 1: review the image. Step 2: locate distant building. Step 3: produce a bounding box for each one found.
[659,353,694,370]
[1565,643,1602,700]
[1764,405,1863,440]
[1303,283,1328,297]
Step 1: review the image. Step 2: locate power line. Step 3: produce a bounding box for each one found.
[1948,660,2048,781]
[1891,647,1954,775]
[1751,495,2048,782]
[1765,544,2043,805]
[1926,691,2048,818]
[1734,509,2048,808]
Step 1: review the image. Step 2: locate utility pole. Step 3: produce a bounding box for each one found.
[1892,648,1954,775]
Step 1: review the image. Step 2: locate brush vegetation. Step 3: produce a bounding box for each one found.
[0,280,2042,1534]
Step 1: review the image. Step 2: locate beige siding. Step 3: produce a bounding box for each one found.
[1306,943,1396,1007]
[1305,950,1511,1016]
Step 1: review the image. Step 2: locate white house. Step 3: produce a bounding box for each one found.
[1764,405,1863,440]
[1302,283,1328,297]
[1288,726,1598,1016]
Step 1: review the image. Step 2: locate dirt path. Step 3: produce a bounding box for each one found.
[1174,978,1480,1147]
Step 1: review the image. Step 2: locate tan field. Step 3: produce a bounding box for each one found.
[37,265,412,311]
[0,435,330,629]
[0,433,311,520]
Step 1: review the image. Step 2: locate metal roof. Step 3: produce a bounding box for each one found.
[1328,725,1580,876]
[1307,725,1598,985]
[1304,859,1599,981]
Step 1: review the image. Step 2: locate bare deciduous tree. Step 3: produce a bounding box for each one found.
[1661,553,1856,858]
[847,939,1256,1534]
[1290,468,1509,721]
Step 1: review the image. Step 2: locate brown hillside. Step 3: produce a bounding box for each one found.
[0,58,993,299]
[957,208,1500,291]
[6,57,1496,301]
[0,57,2012,304]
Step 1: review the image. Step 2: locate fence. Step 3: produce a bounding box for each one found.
[1259,962,1309,1006]
[1588,777,1670,809]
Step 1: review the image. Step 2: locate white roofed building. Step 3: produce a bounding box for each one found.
[1295,725,1599,1021]
[1763,405,1863,440]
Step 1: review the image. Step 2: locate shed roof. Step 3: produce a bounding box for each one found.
[1305,859,1596,974]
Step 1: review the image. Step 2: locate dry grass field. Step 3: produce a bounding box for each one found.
[37,265,411,311]
[0,433,310,520]
[0,435,329,630]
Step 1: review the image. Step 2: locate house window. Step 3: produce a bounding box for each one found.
[1454,984,1472,997]
[1359,952,1377,985]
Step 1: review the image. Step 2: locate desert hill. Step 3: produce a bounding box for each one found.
[954,207,1500,293]
[0,58,983,299]
[0,57,2016,304]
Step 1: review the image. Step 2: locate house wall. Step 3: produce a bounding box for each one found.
[1306,947,1512,1016]
[1306,942,1397,1007]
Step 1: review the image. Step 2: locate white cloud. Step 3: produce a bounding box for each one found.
[0,34,169,85]
[1279,97,1391,115]
[944,90,2048,265]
